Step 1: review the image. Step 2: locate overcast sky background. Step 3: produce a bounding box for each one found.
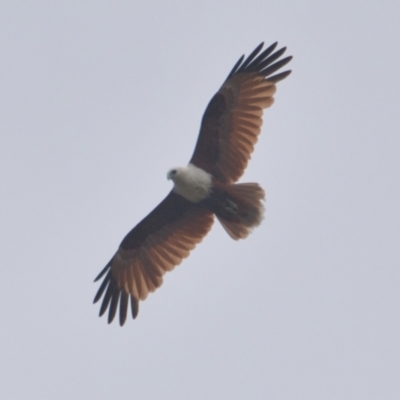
[1,1,399,399]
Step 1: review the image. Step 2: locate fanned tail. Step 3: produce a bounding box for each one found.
[210,183,265,240]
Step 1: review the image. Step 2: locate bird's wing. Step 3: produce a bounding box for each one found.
[94,191,214,325]
[190,42,292,184]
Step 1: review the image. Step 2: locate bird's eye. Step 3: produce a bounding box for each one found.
[171,169,177,175]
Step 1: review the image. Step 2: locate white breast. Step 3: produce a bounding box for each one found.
[170,163,212,203]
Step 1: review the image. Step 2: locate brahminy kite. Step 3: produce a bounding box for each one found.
[94,42,292,325]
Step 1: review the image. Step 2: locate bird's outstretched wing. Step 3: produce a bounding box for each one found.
[94,191,214,325]
[190,42,292,184]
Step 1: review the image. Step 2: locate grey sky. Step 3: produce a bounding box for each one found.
[1,1,399,399]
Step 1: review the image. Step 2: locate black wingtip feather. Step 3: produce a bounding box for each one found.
[226,54,245,81]
[237,42,264,73]
[94,259,112,282]
[256,47,287,72]
[246,42,278,71]
[266,69,292,83]
[131,296,139,319]
[108,289,121,324]
[99,278,116,317]
[93,271,111,303]
[261,56,293,78]
[225,41,292,82]
[119,291,129,326]
[94,264,138,325]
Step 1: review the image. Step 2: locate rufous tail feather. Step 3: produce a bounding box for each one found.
[211,183,265,240]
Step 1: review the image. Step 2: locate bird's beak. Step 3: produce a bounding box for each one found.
[167,172,171,180]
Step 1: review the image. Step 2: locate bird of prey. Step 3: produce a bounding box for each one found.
[94,42,292,325]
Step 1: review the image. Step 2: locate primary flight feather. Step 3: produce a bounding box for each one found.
[94,42,292,325]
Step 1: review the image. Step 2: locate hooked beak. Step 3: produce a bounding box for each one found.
[167,169,177,180]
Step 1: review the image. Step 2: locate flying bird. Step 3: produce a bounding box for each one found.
[94,42,292,325]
